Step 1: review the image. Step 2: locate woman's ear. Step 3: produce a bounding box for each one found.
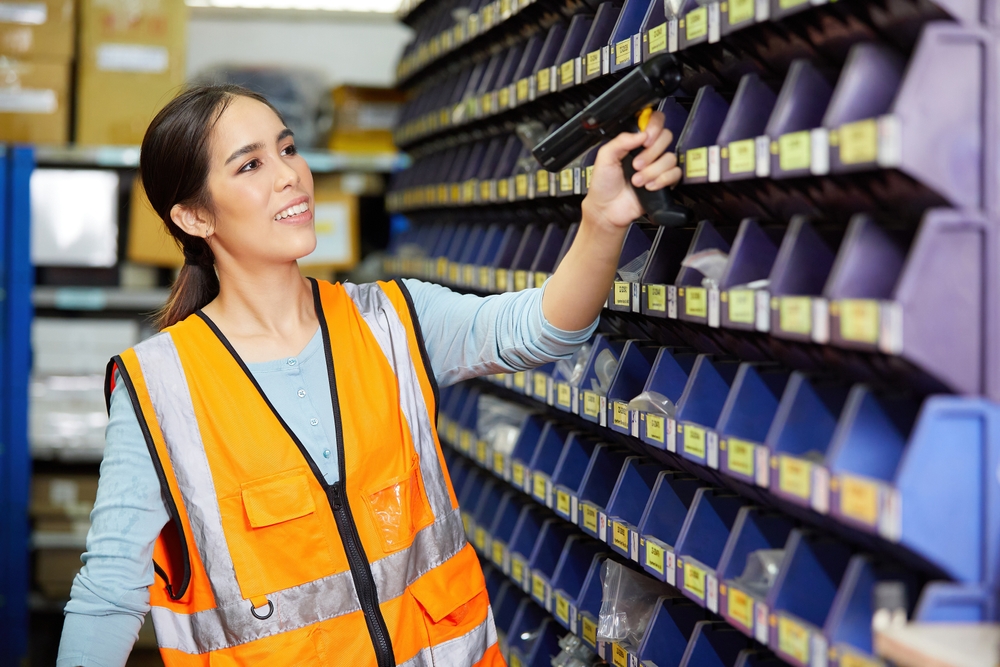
[171,204,213,239]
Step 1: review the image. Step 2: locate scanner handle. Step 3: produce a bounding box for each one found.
[622,110,691,227]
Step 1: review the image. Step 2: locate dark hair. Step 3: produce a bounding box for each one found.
[140,84,284,330]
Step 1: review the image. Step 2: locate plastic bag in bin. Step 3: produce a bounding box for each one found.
[597,559,673,645]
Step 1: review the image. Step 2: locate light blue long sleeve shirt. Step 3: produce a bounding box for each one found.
[56,278,598,667]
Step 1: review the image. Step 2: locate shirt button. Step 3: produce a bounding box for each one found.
[297,389,307,398]
[310,418,319,426]
[287,358,297,366]
[322,449,331,459]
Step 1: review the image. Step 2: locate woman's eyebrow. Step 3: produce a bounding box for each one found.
[225,141,264,165]
[224,129,294,165]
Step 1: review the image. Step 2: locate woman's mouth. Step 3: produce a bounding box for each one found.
[274,201,310,222]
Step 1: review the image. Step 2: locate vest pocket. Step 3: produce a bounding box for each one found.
[221,468,335,600]
[363,454,434,554]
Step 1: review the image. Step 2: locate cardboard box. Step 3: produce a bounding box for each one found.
[0,57,69,143]
[127,176,183,267]
[75,0,188,145]
[329,86,403,153]
[0,0,74,59]
[36,548,83,598]
[31,473,99,519]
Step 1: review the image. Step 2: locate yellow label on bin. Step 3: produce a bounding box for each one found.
[557,489,571,515]
[474,527,486,550]
[535,271,548,287]
[647,415,665,443]
[536,170,549,193]
[497,178,509,199]
[613,402,629,429]
[555,593,570,623]
[839,299,879,344]
[560,168,574,192]
[728,587,754,630]
[685,6,708,40]
[779,131,811,171]
[648,285,667,312]
[492,540,504,565]
[840,651,882,667]
[615,38,631,65]
[613,644,629,667]
[646,540,665,574]
[686,147,709,179]
[728,289,755,323]
[614,281,631,306]
[459,430,472,452]
[533,472,547,500]
[477,439,487,462]
[494,451,505,474]
[513,371,526,388]
[728,138,756,173]
[685,287,707,317]
[480,181,492,201]
[613,521,629,552]
[727,438,756,477]
[510,654,523,667]
[583,504,598,533]
[514,270,528,292]
[583,392,601,417]
[779,296,813,334]
[778,616,811,663]
[729,0,754,24]
[516,78,529,102]
[839,118,878,165]
[534,372,547,398]
[512,462,525,487]
[511,557,524,584]
[684,424,707,458]
[779,456,812,499]
[582,616,597,646]
[560,60,575,86]
[515,173,528,197]
[648,23,667,53]
[840,475,879,526]
[537,67,551,92]
[683,560,707,599]
[532,573,546,600]
[586,50,601,76]
[585,165,594,188]
[557,383,571,407]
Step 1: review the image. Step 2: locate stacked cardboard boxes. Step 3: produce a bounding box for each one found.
[0,0,75,143]
[76,0,188,145]
[31,473,98,598]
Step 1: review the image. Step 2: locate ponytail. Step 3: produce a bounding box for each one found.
[139,84,284,330]
[155,236,220,330]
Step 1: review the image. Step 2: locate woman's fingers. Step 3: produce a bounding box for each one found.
[641,111,665,148]
[632,148,678,187]
[642,162,683,191]
[631,126,673,172]
[596,130,647,167]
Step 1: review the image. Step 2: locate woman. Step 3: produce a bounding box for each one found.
[56,84,681,666]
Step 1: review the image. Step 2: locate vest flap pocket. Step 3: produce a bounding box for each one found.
[242,471,316,528]
[410,543,485,624]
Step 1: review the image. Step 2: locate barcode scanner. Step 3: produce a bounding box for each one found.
[531,53,692,227]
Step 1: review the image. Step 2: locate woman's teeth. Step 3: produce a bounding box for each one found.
[275,202,308,220]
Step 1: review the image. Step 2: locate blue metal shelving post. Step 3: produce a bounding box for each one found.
[1,145,34,659]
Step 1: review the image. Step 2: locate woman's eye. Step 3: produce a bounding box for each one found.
[282,144,298,156]
[239,158,260,173]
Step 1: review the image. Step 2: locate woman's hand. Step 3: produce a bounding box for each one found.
[581,110,682,232]
[541,110,681,332]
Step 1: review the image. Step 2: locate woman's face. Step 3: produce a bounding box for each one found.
[202,95,316,267]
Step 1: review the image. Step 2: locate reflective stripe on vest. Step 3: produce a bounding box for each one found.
[130,282,472,655]
[397,608,499,667]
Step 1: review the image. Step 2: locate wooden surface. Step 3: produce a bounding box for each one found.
[874,623,1000,667]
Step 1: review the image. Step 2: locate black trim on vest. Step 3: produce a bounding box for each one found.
[104,358,116,415]
[195,279,395,667]
[111,355,191,601]
[393,278,440,422]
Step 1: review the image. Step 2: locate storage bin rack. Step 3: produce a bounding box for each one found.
[391,0,1000,661]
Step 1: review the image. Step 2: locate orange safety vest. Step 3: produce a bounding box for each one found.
[108,278,504,666]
